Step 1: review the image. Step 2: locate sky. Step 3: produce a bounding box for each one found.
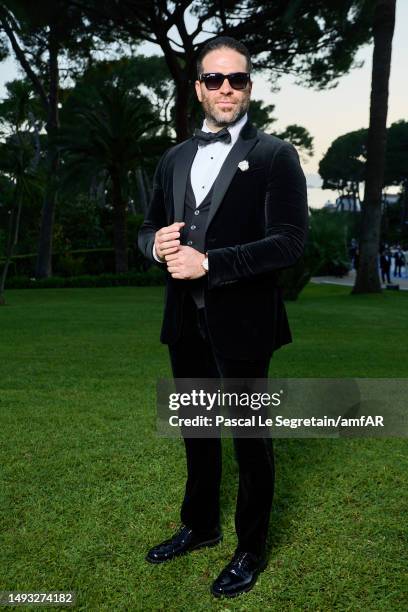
[0,1,406,209]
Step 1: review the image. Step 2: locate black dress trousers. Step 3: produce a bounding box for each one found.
[168,293,275,558]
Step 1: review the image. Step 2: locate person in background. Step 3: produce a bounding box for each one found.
[394,246,405,278]
[380,248,392,284]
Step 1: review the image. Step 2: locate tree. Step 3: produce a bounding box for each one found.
[384,120,408,187]
[78,0,376,141]
[319,129,367,211]
[320,121,408,245]
[306,209,351,277]
[0,0,95,278]
[0,75,43,303]
[320,121,408,197]
[0,133,40,304]
[274,125,314,160]
[384,120,408,243]
[0,79,44,135]
[249,100,314,158]
[59,60,164,272]
[352,0,396,294]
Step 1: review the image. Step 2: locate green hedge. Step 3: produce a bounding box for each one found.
[1,247,147,277]
[5,268,165,289]
[4,266,307,300]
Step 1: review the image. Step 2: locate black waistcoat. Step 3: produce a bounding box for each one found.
[180,173,214,308]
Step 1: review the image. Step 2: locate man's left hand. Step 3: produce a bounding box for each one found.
[165,246,206,280]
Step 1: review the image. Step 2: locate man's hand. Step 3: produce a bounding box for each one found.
[166,246,207,280]
[154,222,185,261]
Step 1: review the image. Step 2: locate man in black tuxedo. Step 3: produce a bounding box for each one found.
[138,36,308,598]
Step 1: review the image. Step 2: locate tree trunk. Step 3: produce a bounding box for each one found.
[136,167,148,213]
[0,187,22,305]
[35,27,60,278]
[111,169,128,273]
[142,167,152,200]
[353,0,396,294]
[174,79,191,142]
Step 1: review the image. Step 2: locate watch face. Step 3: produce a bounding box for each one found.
[203,258,209,271]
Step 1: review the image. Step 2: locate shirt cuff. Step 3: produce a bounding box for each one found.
[152,243,165,263]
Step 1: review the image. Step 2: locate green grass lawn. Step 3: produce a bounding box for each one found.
[0,284,407,611]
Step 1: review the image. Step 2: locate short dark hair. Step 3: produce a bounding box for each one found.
[196,36,252,78]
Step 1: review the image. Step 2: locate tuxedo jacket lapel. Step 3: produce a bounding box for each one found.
[172,139,198,222]
[205,122,259,233]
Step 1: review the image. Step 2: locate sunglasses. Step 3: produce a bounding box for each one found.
[199,72,251,91]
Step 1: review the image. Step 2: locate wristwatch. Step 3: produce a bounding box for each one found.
[202,256,209,273]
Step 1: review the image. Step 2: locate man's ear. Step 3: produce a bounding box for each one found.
[195,80,203,103]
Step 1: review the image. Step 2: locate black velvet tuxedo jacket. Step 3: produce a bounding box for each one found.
[138,120,308,360]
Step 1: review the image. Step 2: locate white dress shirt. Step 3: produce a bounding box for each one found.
[153,113,248,262]
[191,112,248,206]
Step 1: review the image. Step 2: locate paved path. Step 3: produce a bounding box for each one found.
[311,269,408,291]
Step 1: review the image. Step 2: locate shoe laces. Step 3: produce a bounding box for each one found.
[159,525,191,548]
[230,551,255,574]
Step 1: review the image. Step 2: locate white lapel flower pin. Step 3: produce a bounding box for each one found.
[238,160,249,171]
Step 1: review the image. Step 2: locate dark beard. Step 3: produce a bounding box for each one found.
[203,99,250,128]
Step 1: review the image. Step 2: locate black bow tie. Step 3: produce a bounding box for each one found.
[193,127,231,146]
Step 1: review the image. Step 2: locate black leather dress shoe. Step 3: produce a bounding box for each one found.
[211,551,267,598]
[145,525,222,564]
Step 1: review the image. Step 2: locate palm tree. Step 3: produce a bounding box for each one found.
[353,0,396,293]
[60,85,160,273]
[0,132,40,304]
[0,80,43,305]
